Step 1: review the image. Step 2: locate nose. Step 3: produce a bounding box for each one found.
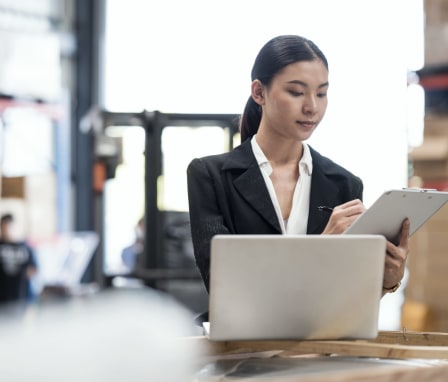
[303,95,317,115]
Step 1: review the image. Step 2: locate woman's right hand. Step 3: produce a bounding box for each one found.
[321,199,366,235]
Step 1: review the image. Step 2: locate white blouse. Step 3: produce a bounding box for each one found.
[251,135,313,234]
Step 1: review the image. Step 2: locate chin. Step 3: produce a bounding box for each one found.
[297,131,314,142]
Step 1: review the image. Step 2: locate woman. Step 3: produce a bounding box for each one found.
[187,35,409,297]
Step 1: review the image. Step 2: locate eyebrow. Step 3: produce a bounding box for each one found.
[287,80,329,89]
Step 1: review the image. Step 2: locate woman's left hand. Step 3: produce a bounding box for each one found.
[383,218,410,291]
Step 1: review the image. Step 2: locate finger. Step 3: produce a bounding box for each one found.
[399,218,410,247]
[337,199,364,209]
[385,243,406,262]
[334,201,365,217]
[384,250,402,266]
[385,241,395,256]
[383,254,404,281]
[337,207,364,219]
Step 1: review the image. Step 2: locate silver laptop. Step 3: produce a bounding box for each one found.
[208,234,386,341]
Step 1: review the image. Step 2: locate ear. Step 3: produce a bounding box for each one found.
[251,79,265,105]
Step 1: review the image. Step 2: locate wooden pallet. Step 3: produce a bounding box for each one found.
[191,330,448,360]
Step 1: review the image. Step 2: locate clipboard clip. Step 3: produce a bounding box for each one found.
[402,187,438,192]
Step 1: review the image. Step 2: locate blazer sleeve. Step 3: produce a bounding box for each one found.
[352,176,363,201]
[187,158,230,292]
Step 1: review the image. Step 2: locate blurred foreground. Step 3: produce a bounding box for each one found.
[0,288,199,381]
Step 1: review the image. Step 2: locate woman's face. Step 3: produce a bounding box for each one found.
[255,59,329,141]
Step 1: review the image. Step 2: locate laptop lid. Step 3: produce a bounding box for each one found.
[208,234,386,341]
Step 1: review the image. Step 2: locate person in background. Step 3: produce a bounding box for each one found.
[187,35,409,304]
[0,213,38,304]
[121,217,144,274]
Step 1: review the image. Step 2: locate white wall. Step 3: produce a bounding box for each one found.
[103,0,422,206]
[102,0,424,329]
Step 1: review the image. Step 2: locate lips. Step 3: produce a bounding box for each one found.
[296,121,316,128]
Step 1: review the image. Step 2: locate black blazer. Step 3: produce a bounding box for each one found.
[187,139,363,292]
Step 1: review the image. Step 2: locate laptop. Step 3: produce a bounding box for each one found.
[208,234,386,341]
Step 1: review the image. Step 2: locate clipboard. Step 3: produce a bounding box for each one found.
[344,189,448,243]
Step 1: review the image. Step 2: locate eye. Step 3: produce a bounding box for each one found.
[288,90,303,97]
[317,92,327,98]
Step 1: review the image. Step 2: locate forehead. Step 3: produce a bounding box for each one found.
[275,60,329,85]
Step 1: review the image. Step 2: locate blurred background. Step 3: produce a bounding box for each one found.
[0,1,447,373]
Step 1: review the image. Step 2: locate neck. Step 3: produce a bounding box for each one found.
[255,132,304,165]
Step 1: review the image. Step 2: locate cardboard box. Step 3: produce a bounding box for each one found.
[1,176,25,198]
[0,172,56,240]
[405,202,448,331]
[425,0,448,66]
[410,137,448,179]
[423,114,448,136]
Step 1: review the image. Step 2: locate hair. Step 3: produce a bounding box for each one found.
[239,35,329,142]
[0,213,13,225]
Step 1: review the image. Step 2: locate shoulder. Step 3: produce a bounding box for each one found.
[187,152,231,182]
[188,139,254,174]
[188,151,231,169]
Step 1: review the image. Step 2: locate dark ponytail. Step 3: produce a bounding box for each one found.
[239,96,262,143]
[239,35,328,143]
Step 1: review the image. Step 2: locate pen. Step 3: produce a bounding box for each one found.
[318,206,333,213]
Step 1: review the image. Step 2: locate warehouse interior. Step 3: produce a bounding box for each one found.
[0,0,448,379]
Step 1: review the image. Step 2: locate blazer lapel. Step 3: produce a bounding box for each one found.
[307,150,342,234]
[223,141,282,233]
[307,171,339,234]
[233,165,282,233]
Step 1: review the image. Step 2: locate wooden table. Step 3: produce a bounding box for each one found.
[188,331,448,381]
